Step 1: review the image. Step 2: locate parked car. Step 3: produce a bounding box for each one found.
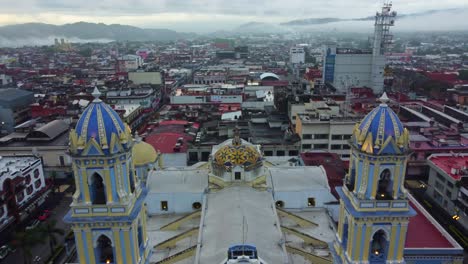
[0,245,15,260]
[37,209,52,221]
[26,219,40,230]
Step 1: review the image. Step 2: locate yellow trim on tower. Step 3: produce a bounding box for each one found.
[113,228,124,263]
[124,229,133,263]
[104,169,113,204]
[353,222,363,260]
[397,224,408,260]
[362,224,372,261]
[85,229,95,263]
[388,224,398,259]
[371,162,380,199]
[83,169,91,203]
[75,230,87,264]
[346,219,355,257]
[393,163,401,199]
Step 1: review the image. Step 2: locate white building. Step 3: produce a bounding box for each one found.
[427,153,468,230]
[146,134,339,263]
[0,156,48,231]
[295,113,358,160]
[118,54,143,72]
[290,47,305,64]
[322,5,396,94]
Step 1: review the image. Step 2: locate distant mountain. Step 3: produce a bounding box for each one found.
[0,22,196,45]
[281,18,343,26]
[280,8,465,26]
[232,21,291,34]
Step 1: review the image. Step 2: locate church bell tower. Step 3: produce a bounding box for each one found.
[64,88,151,264]
[334,93,415,264]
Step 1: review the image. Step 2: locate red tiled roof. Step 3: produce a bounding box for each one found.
[145,132,192,153]
[300,152,346,199]
[428,155,468,181]
[405,200,454,248]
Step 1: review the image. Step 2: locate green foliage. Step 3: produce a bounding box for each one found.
[458,70,468,81]
[45,245,64,264]
[77,47,92,57]
[13,228,46,264]
[39,219,65,257]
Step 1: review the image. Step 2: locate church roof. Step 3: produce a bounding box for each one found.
[133,139,158,166]
[212,130,262,170]
[353,93,409,155]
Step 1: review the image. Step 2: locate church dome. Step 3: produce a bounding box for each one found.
[212,131,262,171]
[69,87,132,155]
[352,93,409,155]
[133,139,158,166]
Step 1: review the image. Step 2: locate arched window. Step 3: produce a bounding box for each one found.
[96,235,114,264]
[347,163,356,192]
[369,230,388,261]
[275,200,284,208]
[129,171,135,194]
[90,173,106,205]
[192,202,202,210]
[137,221,144,251]
[377,169,393,200]
[33,169,40,179]
[342,217,349,251]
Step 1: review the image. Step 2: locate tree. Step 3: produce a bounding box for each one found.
[39,219,65,256]
[13,229,45,264]
[459,70,468,81]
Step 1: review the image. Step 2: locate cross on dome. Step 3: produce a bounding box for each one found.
[92,86,102,102]
[379,92,390,106]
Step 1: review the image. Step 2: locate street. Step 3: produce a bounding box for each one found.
[1,193,72,264]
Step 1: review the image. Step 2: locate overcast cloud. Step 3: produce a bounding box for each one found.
[0,0,467,32]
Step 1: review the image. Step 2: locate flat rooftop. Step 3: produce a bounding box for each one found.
[428,154,468,181]
[268,166,332,192]
[0,156,41,178]
[405,196,461,249]
[197,186,287,263]
[147,169,208,193]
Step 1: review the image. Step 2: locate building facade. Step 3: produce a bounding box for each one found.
[0,156,49,232]
[427,153,468,231]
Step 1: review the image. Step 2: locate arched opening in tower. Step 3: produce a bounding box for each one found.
[342,217,349,251]
[90,173,106,205]
[376,169,393,200]
[137,221,144,251]
[369,230,388,261]
[129,170,135,194]
[96,235,114,263]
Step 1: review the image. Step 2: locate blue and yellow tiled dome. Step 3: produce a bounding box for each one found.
[69,87,132,156]
[212,129,263,171]
[352,93,409,155]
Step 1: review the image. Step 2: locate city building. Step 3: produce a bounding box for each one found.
[0,88,34,134]
[128,71,163,85]
[0,155,50,232]
[427,153,468,231]
[294,112,358,160]
[322,4,396,94]
[117,54,143,72]
[0,119,72,177]
[170,84,243,105]
[290,46,305,64]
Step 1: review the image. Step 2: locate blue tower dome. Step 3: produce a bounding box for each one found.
[69,87,132,155]
[352,93,409,155]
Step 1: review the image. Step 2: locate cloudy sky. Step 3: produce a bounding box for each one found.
[0,0,467,32]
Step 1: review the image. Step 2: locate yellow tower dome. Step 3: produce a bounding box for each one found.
[132,139,158,166]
